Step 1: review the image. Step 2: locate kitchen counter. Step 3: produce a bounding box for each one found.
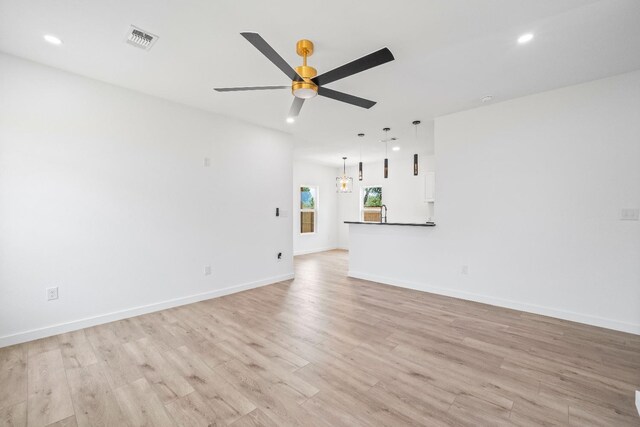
[344,221,436,227]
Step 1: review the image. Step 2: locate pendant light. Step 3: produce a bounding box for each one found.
[336,157,353,193]
[383,127,390,179]
[358,133,364,181]
[412,120,421,176]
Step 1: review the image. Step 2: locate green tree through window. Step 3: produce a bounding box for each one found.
[363,187,382,207]
[300,187,317,233]
[300,187,315,209]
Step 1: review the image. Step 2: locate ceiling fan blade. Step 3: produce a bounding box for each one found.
[312,47,394,86]
[317,87,376,109]
[214,85,289,92]
[288,97,305,118]
[240,32,303,82]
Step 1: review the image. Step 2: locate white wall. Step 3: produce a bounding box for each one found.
[0,53,294,347]
[337,154,435,249]
[292,161,338,255]
[348,70,640,334]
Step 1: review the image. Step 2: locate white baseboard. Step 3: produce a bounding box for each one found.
[348,270,640,335]
[0,273,294,348]
[636,391,639,417]
[293,247,338,256]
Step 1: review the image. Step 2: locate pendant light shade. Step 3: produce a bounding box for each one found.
[358,133,364,181]
[383,127,390,179]
[413,120,421,176]
[336,157,353,193]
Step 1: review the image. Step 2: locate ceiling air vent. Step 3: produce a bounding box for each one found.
[125,25,158,50]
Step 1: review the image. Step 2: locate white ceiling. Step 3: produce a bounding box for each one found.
[1,0,639,166]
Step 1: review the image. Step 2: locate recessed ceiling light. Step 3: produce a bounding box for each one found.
[481,95,493,103]
[392,146,400,151]
[43,34,63,45]
[286,117,295,124]
[517,33,534,44]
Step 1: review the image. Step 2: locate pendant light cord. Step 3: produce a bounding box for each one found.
[384,128,389,157]
[412,119,421,146]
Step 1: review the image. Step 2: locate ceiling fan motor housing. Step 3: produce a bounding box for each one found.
[292,39,318,99]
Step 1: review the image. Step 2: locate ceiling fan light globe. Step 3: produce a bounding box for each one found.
[292,80,318,99]
[293,88,317,99]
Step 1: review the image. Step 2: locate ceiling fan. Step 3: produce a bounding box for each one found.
[214,33,394,121]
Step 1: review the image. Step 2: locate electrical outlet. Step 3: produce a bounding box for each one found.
[47,287,58,301]
[204,265,212,276]
[461,265,469,275]
[620,208,639,221]
[203,157,211,167]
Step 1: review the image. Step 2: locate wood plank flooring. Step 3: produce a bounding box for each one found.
[1,249,639,426]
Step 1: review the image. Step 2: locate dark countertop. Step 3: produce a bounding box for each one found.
[344,221,436,227]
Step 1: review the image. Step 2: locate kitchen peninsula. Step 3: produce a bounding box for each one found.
[345,220,441,292]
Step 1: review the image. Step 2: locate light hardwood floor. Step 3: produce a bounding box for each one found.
[1,249,639,426]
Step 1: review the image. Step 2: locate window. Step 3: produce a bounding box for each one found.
[300,186,317,234]
[361,186,382,222]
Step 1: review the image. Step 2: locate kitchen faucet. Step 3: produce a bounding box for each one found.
[380,204,387,223]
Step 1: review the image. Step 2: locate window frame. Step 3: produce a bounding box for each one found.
[299,185,318,235]
[360,185,383,222]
